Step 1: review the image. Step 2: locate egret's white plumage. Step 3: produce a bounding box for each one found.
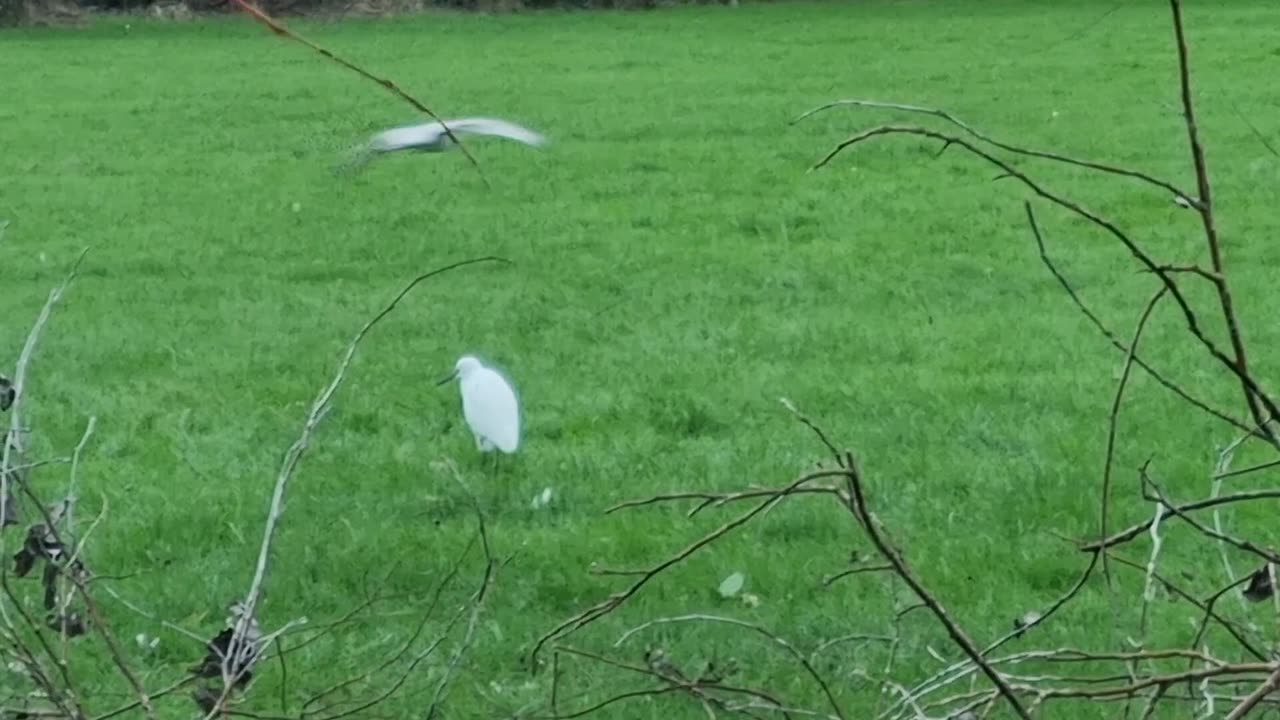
[439,355,521,454]
[346,117,547,170]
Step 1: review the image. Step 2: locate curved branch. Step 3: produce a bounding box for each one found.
[812,124,1280,427]
[794,98,1194,202]
[1024,202,1254,438]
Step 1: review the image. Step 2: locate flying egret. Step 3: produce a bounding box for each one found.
[437,355,521,455]
[345,117,547,170]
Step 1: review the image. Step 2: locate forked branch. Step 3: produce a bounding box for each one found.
[219,256,511,708]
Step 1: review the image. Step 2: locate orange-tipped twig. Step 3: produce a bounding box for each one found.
[227,0,488,186]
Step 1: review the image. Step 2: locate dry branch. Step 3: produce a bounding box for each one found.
[537,5,1280,719]
[793,98,1194,202]
[0,249,99,720]
[530,470,848,666]
[838,453,1032,719]
[614,614,846,720]
[227,0,488,185]
[550,644,790,720]
[811,123,1280,432]
[1081,488,1280,553]
[1166,0,1275,444]
[1,248,89,539]
[1097,287,1168,584]
[212,256,510,713]
[1023,201,1254,438]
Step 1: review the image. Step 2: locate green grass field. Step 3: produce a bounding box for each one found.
[4,0,1280,717]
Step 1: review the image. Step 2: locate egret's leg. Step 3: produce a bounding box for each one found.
[475,435,499,476]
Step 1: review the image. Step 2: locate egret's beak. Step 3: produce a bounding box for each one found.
[435,370,458,387]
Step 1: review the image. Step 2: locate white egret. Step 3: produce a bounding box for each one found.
[437,355,521,455]
[346,117,547,170]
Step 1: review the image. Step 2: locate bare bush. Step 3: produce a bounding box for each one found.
[1,253,510,719]
[2,0,524,706]
[525,1,1280,718]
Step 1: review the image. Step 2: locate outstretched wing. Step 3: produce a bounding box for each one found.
[336,117,545,174]
[444,117,548,147]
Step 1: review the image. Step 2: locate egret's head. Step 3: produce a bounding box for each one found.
[437,355,484,386]
[455,355,484,378]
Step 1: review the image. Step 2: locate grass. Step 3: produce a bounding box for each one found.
[3,0,1280,716]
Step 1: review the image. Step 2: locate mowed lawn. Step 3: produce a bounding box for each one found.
[3,0,1280,716]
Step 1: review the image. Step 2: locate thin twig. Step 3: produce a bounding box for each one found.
[1,248,90,544]
[1082,489,1280,553]
[424,462,498,720]
[1167,0,1275,443]
[793,98,1193,201]
[959,558,1100,692]
[841,455,1032,719]
[1212,433,1254,612]
[1024,202,1253,437]
[297,538,474,716]
[64,416,96,538]
[813,125,1280,427]
[227,256,509,689]
[1215,458,1280,481]
[226,0,489,187]
[1108,553,1266,662]
[1139,500,1166,644]
[1229,102,1280,159]
[1099,286,1169,584]
[822,564,893,587]
[614,614,846,720]
[1225,667,1280,720]
[1141,468,1280,565]
[531,469,850,666]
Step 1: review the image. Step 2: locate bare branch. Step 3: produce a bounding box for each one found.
[228,256,510,688]
[1224,667,1280,720]
[794,98,1193,201]
[531,469,848,666]
[1229,102,1280,159]
[424,462,499,720]
[1082,489,1280,553]
[227,0,488,186]
[1099,287,1169,584]
[1167,0,1275,442]
[840,454,1032,719]
[817,123,1280,429]
[1141,467,1280,565]
[614,614,846,720]
[2,248,90,538]
[1024,202,1252,437]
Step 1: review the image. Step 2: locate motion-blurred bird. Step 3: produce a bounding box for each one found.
[344,117,547,171]
[437,355,521,455]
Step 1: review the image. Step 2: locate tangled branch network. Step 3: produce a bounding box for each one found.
[524,1,1280,719]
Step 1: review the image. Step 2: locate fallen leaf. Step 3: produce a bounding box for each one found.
[717,572,745,599]
[530,487,554,509]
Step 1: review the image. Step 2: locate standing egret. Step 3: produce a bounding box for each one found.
[437,355,521,455]
[344,117,547,171]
